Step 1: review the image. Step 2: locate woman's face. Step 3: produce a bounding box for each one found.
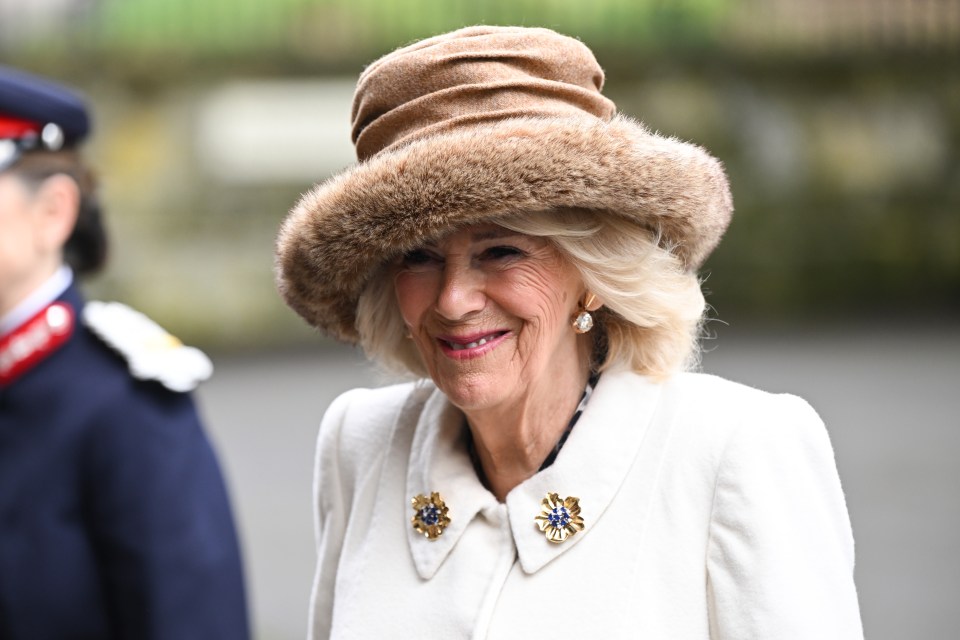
[393,222,588,413]
[0,172,48,316]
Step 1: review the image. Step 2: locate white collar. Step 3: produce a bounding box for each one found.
[405,368,664,579]
[0,266,73,337]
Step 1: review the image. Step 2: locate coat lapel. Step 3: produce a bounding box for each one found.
[405,386,499,579]
[508,369,664,574]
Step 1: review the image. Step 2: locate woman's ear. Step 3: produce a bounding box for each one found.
[33,174,80,251]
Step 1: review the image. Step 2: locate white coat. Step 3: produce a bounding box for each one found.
[308,369,863,639]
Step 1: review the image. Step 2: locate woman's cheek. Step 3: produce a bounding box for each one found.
[394,271,430,328]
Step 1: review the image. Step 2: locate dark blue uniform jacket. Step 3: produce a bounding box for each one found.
[0,285,249,640]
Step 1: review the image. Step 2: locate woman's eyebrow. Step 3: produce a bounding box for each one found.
[471,229,520,242]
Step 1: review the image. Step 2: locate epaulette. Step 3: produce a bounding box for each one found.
[83,301,212,393]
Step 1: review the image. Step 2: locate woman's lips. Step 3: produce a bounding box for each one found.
[437,330,509,357]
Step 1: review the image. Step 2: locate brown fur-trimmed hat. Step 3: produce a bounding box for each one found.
[276,25,733,342]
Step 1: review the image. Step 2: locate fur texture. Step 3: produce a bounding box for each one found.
[275,114,733,342]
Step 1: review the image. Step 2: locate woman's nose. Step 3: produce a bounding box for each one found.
[435,263,485,320]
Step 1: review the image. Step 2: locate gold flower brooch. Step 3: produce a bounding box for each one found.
[411,492,451,540]
[535,493,584,543]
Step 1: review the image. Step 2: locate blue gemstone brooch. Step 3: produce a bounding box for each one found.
[535,493,584,543]
[411,492,451,540]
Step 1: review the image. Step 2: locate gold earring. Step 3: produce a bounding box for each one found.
[572,293,597,334]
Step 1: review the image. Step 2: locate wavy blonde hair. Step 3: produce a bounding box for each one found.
[356,209,706,380]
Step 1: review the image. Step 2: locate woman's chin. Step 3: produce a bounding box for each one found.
[434,373,511,415]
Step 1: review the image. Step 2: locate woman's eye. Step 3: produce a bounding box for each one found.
[481,245,524,261]
[400,249,440,269]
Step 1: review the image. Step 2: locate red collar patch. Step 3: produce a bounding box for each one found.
[0,302,75,385]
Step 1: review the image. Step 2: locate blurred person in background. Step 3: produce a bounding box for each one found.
[0,66,249,639]
[276,26,863,639]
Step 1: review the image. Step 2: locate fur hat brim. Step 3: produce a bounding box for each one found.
[275,114,733,342]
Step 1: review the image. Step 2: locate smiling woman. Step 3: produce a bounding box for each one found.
[391,223,590,498]
[274,25,863,639]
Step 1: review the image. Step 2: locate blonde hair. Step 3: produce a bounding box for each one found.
[356,210,706,380]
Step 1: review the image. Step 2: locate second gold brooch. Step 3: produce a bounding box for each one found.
[535,492,584,543]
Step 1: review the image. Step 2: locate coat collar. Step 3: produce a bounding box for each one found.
[0,266,73,337]
[405,369,663,579]
[405,388,500,579]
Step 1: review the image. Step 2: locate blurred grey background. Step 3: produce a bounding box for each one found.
[2,1,957,638]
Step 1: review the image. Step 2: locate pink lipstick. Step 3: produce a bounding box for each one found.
[437,330,509,358]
